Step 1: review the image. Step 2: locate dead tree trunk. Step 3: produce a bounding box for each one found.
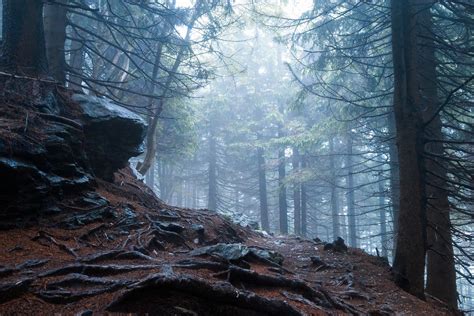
[390,0,427,299]
[0,0,48,75]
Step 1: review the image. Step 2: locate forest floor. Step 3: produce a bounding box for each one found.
[0,168,455,315]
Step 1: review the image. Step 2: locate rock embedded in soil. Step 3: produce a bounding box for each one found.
[190,243,284,266]
[0,91,147,225]
[0,105,93,222]
[323,237,348,252]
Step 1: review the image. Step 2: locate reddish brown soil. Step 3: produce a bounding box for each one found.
[0,168,455,315]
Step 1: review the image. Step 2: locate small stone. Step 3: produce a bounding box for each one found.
[158,222,184,233]
[310,256,325,266]
[191,224,205,234]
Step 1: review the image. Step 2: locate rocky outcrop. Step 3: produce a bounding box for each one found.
[0,106,93,223]
[73,94,146,181]
[0,88,145,224]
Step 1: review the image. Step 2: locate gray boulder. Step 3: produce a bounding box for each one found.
[190,243,284,266]
[72,94,146,180]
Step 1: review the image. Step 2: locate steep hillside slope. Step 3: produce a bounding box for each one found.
[0,168,455,315]
[0,84,455,315]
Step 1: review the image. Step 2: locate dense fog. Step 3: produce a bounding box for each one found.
[0,0,472,312]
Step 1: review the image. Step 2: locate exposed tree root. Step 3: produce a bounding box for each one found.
[36,273,132,303]
[80,250,156,263]
[0,259,49,279]
[0,278,33,303]
[106,273,302,316]
[39,263,161,278]
[281,291,326,312]
[79,223,107,241]
[32,231,77,257]
[226,266,361,314]
[144,214,191,249]
[172,259,228,272]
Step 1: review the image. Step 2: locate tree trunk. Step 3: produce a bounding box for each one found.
[208,127,217,211]
[293,148,301,235]
[346,131,357,247]
[177,179,183,206]
[301,154,308,237]
[158,160,174,203]
[185,180,192,208]
[378,174,388,258]
[418,1,457,308]
[390,0,426,299]
[192,180,197,208]
[234,185,240,213]
[138,0,202,175]
[68,28,84,89]
[257,146,270,231]
[0,0,48,75]
[145,162,155,191]
[278,134,288,234]
[329,138,340,240]
[388,111,400,254]
[44,0,67,83]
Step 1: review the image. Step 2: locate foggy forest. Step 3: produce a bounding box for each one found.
[0,0,472,315]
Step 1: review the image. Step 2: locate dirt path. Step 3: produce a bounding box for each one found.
[0,168,453,315]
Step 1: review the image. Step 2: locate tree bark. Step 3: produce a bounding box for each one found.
[390,0,427,299]
[388,111,400,254]
[208,126,217,211]
[177,179,183,206]
[301,154,308,237]
[44,0,67,83]
[293,148,301,235]
[0,0,48,75]
[257,146,270,232]
[158,160,174,203]
[418,0,457,308]
[278,130,288,234]
[346,131,357,247]
[192,180,198,209]
[329,138,340,240]
[378,174,388,258]
[145,162,155,192]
